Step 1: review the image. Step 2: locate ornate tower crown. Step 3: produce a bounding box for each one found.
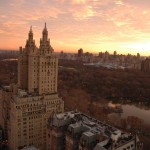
[39,23,54,55]
[42,22,48,42]
[25,26,37,54]
[43,22,47,33]
[28,26,33,41]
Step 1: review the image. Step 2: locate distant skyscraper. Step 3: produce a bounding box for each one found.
[0,24,64,150]
[113,51,117,58]
[137,53,140,60]
[141,58,150,72]
[78,48,83,57]
[104,51,109,62]
[99,52,103,58]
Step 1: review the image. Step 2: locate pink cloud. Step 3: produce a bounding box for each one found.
[0,0,150,55]
[70,5,95,20]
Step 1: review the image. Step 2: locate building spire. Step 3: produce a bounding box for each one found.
[30,26,32,32]
[43,22,47,32]
[42,22,48,42]
[45,22,46,29]
[28,25,33,42]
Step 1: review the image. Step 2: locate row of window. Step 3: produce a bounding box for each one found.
[41,88,55,91]
[16,102,42,109]
[16,97,60,110]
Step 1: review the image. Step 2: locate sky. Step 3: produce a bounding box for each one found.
[0,0,150,56]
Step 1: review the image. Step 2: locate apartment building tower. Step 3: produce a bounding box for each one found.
[0,24,64,150]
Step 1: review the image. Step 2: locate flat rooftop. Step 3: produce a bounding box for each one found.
[50,111,136,149]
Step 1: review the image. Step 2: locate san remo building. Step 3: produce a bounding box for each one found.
[0,24,64,150]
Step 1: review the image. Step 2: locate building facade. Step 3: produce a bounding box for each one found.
[0,24,64,150]
[141,58,150,72]
[48,111,143,150]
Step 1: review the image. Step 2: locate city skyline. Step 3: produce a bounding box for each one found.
[0,0,150,56]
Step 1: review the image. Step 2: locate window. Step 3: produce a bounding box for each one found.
[23,118,26,121]
[127,146,130,149]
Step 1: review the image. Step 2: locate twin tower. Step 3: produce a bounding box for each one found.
[21,23,54,55]
[0,24,64,150]
[18,23,58,95]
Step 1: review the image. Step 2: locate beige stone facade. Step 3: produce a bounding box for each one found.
[18,24,58,95]
[0,24,64,150]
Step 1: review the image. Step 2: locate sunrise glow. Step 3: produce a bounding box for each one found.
[0,0,150,56]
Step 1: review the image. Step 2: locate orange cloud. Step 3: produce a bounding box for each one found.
[0,0,150,56]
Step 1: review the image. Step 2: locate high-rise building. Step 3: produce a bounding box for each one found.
[48,111,143,150]
[141,58,150,72]
[113,51,117,58]
[0,24,64,150]
[104,51,109,62]
[78,48,83,57]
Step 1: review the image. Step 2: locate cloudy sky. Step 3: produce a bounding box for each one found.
[0,0,150,55]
